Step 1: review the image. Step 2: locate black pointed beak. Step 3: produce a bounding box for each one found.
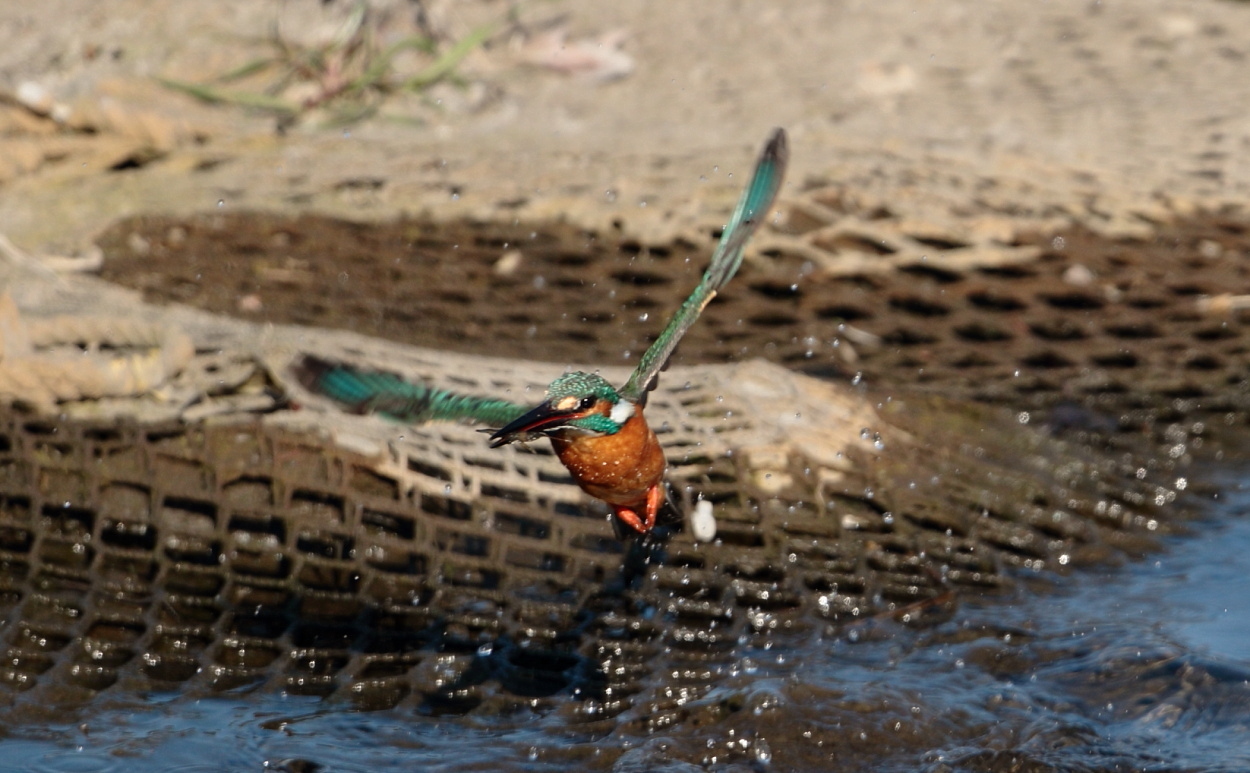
[488,401,572,448]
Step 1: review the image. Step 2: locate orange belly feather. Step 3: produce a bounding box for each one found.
[550,409,666,507]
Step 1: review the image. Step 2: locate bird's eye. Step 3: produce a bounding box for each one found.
[578,396,596,411]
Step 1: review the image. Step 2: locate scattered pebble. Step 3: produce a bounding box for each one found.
[494,250,523,275]
[1062,263,1095,285]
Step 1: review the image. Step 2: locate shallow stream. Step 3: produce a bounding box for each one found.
[4,468,1247,772]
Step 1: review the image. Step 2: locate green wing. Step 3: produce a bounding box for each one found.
[292,354,527,427]
[620,128,789,402]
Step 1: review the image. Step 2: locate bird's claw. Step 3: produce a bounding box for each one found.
[612,485,663,534]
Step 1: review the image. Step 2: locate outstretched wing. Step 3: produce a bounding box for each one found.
[292,354,527,427]
[620,128,789,402]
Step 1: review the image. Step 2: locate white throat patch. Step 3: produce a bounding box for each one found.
[609,399,635,425]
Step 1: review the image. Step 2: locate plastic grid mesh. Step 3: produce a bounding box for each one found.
[0,358,1178,719]
[2,207,1229,719]
[93,209,1250,430]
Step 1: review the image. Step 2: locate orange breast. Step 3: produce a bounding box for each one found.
[550,409,666,507]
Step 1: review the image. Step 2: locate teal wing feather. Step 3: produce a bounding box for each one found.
[292,354,527,427]
[620,128,789,402]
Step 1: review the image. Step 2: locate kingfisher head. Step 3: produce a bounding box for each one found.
[488,371,635,448]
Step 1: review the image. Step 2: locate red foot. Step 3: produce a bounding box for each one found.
[613,485,663,534]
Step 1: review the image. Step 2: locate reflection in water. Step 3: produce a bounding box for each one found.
[6,477,1250,772]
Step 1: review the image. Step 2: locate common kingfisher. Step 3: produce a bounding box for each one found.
[293,128,788,535]
[488,128,788,534]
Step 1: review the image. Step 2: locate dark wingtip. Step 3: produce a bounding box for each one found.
[764,127,789,167]
[290,353,336,393]
[289,354,374,414]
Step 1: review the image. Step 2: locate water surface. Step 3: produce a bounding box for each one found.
[6,473,1250,773]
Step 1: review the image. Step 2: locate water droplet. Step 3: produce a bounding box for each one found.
[690,500,717,541]
[217,199,224,208]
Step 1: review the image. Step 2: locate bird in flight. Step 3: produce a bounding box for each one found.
[294,128,788,535]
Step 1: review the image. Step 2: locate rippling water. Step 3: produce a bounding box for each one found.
[6,473,1250,773]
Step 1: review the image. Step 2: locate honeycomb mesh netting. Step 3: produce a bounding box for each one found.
[0,351,1185,721]
[0,205,1238,723]
[93,206,1250,427]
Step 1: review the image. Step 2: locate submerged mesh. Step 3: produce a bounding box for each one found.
[0,212,1216,721]
[0,350,1181,717]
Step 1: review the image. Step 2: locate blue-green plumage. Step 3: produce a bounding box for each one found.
[619,128,788,402]
[293,355,526,427]
[489,128,788,446]
[293,128,788,479]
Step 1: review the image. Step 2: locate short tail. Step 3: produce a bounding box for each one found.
[291,354,526,427]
